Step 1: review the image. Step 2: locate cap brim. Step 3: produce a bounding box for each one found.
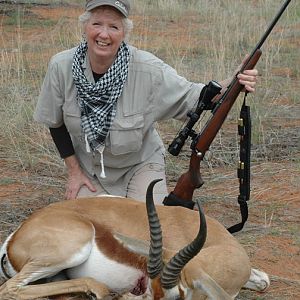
[86,2,128,17]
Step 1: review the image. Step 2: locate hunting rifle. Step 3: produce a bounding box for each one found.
[163,0,292,223]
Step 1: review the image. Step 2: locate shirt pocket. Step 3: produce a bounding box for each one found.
[109,115,144,155]
[63,107,82,138]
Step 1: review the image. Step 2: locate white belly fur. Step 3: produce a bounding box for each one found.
[66,240,144,294]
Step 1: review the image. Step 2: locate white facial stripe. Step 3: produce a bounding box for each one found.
[163,286,181,299]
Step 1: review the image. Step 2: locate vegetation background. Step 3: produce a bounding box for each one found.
[0,0,299,299]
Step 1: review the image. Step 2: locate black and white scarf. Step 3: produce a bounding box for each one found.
[72,41,130,153]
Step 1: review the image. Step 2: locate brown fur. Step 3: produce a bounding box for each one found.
[151,277,164,300]
[93,222,147,272]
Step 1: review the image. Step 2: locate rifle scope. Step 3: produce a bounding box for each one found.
[168,80,222,156]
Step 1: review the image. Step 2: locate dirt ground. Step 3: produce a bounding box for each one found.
[0,2,299,300]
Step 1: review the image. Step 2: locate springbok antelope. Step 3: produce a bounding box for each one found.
[0,179,269,300]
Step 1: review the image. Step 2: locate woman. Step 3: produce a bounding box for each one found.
[34,0,258,204]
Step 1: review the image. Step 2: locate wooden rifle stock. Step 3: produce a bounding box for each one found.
[168,0,292,205]
[172,50,261,201]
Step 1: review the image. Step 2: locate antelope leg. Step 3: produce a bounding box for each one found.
[1,275,112,300]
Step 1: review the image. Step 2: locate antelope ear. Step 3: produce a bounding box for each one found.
[114,232,170,259]
[114,232,150,257]
[192,269,233,300]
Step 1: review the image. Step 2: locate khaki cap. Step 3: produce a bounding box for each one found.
[85,0,130,17]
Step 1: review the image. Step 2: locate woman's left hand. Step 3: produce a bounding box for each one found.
[235,54,259,93]
[237,68,258,93]
[220,55,259,94]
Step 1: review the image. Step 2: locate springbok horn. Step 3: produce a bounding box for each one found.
[146,179,164,279]
[161,199,207,289]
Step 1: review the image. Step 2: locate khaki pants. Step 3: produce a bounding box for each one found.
[77,163,168,205]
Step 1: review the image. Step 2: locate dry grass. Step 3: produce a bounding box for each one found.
[1,0,299,177]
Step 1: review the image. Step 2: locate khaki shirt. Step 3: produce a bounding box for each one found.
[34,45,204,195]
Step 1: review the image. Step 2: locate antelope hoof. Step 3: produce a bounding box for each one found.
[243,268,270,292]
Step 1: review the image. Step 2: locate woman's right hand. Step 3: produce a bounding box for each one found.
[64,155,96,200]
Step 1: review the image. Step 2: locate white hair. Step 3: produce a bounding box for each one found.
[79,10,133,42]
